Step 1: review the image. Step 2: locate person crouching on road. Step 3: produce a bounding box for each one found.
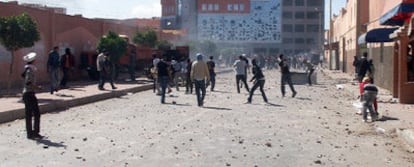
[361,77,378,122]
[22,52,44,140]
[191,53,210,107]
[247,59,268,103]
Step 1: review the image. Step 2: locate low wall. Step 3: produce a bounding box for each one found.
[291,71,317,85]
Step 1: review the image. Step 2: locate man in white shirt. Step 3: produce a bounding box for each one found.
[233,55,250,93]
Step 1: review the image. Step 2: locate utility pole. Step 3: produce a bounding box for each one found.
[328,0,332,69]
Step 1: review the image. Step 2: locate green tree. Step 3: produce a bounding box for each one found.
[132,28,158,48]
[156,39,173,50]
[0,13,40,93]
[97,31,128,64]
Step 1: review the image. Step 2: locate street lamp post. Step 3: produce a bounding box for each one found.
[319,10,323,62]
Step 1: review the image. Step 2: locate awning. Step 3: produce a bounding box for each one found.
[358,28,398,45]
[380,0,414,26]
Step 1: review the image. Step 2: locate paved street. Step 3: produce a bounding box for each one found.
[1,69,414,167]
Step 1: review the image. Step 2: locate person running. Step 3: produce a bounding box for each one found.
[22,52,44,140]
[233,55,250,93]
[279,54,297,97]
[191,53,210,107]
[206,56,216,91]
[247,59,268,103]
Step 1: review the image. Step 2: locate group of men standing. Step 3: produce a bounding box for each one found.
[152,53,215,107]
[46,46,75,94]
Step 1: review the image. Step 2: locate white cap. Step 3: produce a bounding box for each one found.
[23,52,37,62]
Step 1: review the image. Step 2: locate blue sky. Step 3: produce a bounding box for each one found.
[1,0,346,29]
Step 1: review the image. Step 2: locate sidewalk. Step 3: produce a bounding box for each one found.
[0,68,234,124]
[321,69,414,151]
[0,77,153,124]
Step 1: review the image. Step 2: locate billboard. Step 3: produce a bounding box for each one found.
[197,0,281,43]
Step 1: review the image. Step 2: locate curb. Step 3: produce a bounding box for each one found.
[0,84,152,124]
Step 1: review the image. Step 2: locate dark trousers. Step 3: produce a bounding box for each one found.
[23,92,40,137]
[208,72,216,91]
[281,74,296,96]
[308,69,315,85]
[186,74,193,93]
[236,74,249,93]
[194,80,206,106]
[248,80,268,102]
[98,71,115,89]
[159,76,169,103]
[60,67,69,87]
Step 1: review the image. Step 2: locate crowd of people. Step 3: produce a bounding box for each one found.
[149,53,320,107]
[20,49,319,140]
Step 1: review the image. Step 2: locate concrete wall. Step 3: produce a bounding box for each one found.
[368,45,394,90]
[0,2,167,90]
[330,0,369,74]
[364,0,397,92]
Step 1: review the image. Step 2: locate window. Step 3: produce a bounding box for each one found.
[283,38,293,44]
[214,4,219,11]
[228,4,232,11]
[306,38,316,44]
[283,12,293,19]
[234,4,239,11]
[306,24,319,32]
[295,12,305,19]
[208,4,213,11]
[295,38,305,44]
[283,24,293,32]
[202,4,207,11]
[295,24,305,32]
[307,12,319,19]
[283,0,293,6]
[240,4,245,11]
[308,0,322,6]
[295,0,304,6]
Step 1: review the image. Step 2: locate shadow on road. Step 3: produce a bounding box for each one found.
[265,102,285,107]
[296,97,312,101]
[55,93,75,98]
[377,116,399,122]
[165,102,192,106]
[36,138,67,148]
[202,106,232,110]
[211,90,232,94]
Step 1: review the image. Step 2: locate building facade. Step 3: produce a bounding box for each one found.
[161,0,324,56]
[326,0,414,103]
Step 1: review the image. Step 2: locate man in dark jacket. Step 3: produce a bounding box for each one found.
[247,58,268,103]
[279,54,297,98]
[352,55,360,80]
[357,52,371,83]
[158,55,171,104]
[60,48,75,88]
